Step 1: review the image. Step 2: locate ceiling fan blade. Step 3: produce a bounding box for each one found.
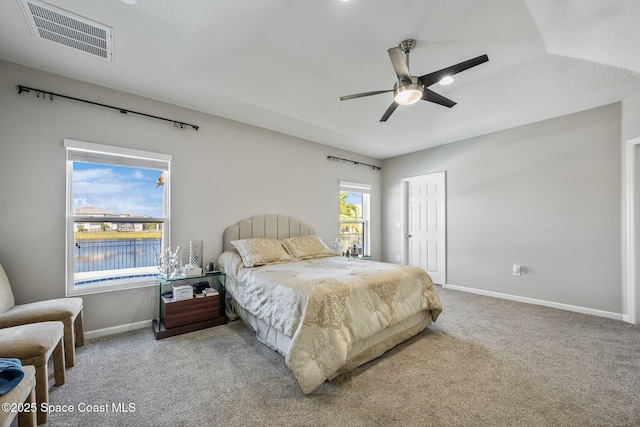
[340,90,392,101]
[380,101,399,122]
[388,47,411,82]
[419,54,489,87]
[422,89,456,108]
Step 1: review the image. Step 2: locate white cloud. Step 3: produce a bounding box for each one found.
[73,166,163,216]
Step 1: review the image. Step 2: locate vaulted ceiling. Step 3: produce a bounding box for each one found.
[1,0,640,159]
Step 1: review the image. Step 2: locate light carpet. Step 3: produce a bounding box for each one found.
[36,287,640,426]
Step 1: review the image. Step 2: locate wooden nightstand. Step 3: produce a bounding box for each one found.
[152,272,226,339]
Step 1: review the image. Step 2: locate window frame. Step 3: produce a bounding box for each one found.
[64,139,171,296]
[339,181,371,257]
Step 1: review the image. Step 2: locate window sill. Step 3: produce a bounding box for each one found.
[68,267,159,296]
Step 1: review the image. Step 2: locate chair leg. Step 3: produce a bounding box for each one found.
[35,365,48,425]
[74,310,85,348]
[53,338,66,386]
[18,386,37,427]
[63,318,76,369]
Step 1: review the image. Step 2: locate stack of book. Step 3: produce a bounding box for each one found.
[203,288,219,297]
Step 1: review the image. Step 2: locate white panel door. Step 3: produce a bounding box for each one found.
[404,172,446,285]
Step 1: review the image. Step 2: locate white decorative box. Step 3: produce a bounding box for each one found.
[172,284,193,301]
[185,267,203,278]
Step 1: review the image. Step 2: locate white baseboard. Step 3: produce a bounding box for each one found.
[83,285,627,338]
[443,284,625,322]
[85,319,152,340]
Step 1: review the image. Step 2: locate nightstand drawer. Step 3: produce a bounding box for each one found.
[161,295,220,329]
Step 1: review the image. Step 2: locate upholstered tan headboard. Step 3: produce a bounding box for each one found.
[222,214,316,252]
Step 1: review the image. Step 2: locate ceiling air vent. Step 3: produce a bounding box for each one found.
[19,0,113,61]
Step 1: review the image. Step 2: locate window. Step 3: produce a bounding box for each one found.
[64,140,171,295]
[339,181,371,257]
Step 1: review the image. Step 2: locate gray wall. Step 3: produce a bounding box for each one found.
[0,60,382,333]
[382,104,623,314]
[622,92,640,142]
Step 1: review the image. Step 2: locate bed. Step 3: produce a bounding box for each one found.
[217,214,442,394]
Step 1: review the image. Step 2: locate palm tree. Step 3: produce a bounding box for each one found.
[339,192,362,254]
[340,191,360,220]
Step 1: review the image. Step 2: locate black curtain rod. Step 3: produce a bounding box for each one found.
[15,84,199,131]
[327,155,381,171]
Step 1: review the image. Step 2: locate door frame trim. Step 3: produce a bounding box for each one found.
[623,137,640,324]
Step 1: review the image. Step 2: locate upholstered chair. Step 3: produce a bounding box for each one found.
[0,322,65,425]
[0,364,36,427]
[0,262,84,368]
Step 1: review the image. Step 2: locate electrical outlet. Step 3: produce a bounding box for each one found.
[513,264,521,276]
[396,255,401,262]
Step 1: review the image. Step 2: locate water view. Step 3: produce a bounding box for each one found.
[74,238,161,273]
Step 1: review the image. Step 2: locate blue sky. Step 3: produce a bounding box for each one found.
[73,163,164,217]
[344,192,362,205]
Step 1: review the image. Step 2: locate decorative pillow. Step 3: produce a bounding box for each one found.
[281,235,339,260]
[230,238,294,268]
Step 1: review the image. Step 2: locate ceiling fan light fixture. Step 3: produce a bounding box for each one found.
[439,76,454,86]
[339,39,488,121]
[394,81,423,105]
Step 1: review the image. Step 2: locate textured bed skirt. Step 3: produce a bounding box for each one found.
[228,296,433,383]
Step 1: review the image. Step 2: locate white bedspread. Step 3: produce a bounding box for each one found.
[219,253,442,394]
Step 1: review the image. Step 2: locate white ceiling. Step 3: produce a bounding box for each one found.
[1,0,640,159]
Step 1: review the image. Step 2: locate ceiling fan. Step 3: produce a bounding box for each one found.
[339,39,489,122]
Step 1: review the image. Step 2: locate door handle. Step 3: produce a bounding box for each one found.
[406,234,412,238]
